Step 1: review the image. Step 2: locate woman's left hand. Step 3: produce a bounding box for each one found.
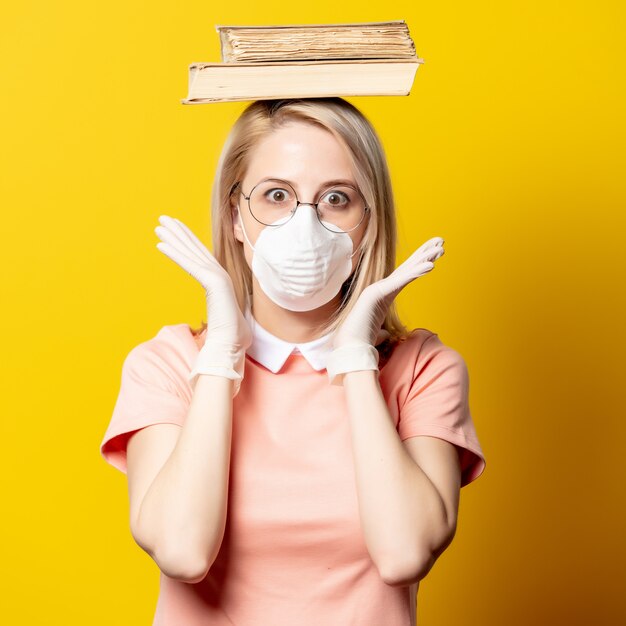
[326,236,445,383]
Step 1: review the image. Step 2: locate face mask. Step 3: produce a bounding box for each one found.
[237,203,361,312]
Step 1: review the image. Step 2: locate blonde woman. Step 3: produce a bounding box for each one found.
[100,97,486,625]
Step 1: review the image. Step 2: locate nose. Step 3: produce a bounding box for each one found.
[297,201,317,210]
[291,202,322,234]
[293,201,321,220]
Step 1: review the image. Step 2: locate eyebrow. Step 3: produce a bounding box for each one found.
[260,177,358,191]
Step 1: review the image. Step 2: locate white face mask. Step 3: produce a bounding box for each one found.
[237,203,361,312]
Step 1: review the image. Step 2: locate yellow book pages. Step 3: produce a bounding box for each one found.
[182,59,424,104]
[216,21,416,63]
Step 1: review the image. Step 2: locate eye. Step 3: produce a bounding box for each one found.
[321,190,350,207]
[265,188,290,203]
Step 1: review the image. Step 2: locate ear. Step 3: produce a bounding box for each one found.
[231,200,244,244]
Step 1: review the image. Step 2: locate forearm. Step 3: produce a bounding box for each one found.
[136,374,234,579]
[343,370,451,584]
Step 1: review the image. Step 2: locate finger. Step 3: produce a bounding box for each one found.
[155,224,206,267]
[415,236,444,257]
[393,245,439,278]
[357,241,441,307]
[156,241,209,287]
[157,215,214,268]
[155,217,217,272]
[417,241,444,263]
[407,237,445,266]
[167,216,220,267]
[354,264,433,313]
[426,246,444,262]
[383,261,435,293]
[172,218,221,268]
[157,215,210,268]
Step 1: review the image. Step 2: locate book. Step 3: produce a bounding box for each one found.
[216,20,417,63]
[181,20,424,104]
[181,59,424,104]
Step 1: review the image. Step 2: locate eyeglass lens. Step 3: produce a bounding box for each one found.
[247,179,366,232]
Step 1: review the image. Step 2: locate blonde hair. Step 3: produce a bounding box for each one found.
[192,97,416,359]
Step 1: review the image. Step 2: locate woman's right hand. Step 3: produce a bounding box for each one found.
[155,215,252,394]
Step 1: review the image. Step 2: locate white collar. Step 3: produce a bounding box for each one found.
[244,305,334,373]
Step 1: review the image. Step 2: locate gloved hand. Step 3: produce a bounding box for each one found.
[326,236,445,385]
[155,215,252,397]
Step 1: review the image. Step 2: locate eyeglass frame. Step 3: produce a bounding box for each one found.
[232,178,371,234]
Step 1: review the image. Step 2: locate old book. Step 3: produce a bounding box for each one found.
[216,20,416,63]
[181,58,424,104]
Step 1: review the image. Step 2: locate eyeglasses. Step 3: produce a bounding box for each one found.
[234,178,370,233]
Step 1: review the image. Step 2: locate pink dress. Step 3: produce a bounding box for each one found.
[100,315,486,625]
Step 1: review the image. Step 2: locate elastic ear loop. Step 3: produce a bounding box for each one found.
[236,204,257,252]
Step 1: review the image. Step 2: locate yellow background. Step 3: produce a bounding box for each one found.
[1,1,624,624]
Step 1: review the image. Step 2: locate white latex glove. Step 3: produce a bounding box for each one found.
[326,236,445,385]
[155,215,252,397]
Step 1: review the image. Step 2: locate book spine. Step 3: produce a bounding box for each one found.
[218,29,233,63]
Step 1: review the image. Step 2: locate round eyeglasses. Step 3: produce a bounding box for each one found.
[234,178,370,233]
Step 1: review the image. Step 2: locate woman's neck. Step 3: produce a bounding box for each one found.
[249,278,340,343]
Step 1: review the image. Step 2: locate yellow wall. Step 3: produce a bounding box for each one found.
[1,1,624,624]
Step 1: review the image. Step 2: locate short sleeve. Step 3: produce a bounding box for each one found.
[397,334,486,487]
[99,341,190,475]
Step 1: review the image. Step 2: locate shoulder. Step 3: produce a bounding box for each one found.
[384,327,464,369]
[101,324,196,474]
[121,323,200,387]
[380,328,469,392]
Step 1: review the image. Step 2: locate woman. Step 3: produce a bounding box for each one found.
[100,97,486,625]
